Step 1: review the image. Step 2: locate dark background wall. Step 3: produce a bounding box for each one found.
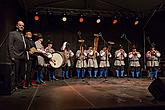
[0,0,26,63]
[145,10,165,58]
[0,0,164,64]
[27,15,143,53]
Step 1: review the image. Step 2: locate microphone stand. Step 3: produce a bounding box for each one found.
[99,32,109,79]
[122,34,131,77]
[142,1,163,70]
[99,32,109,47]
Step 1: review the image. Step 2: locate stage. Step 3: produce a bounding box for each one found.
[0,77,165,110]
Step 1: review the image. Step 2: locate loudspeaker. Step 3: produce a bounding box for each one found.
[0,63,15,95]
[148,77,165,101]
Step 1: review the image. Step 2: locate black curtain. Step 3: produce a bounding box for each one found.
[0,0,26,63]
[27,15,143,55]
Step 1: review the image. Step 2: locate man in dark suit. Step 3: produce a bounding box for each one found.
[25,30,37,87]
[8,21,27,89]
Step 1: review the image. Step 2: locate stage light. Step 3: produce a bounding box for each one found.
[79,17,84,23]
[34,12,39,21]
[134,17,139,26]
[96,18,101,23]
[34,15,39,21]
[112,16,118,24]
[62,13,67,22]
[134,20,139,25]
[62,16,67,22]
[113,19,118,24]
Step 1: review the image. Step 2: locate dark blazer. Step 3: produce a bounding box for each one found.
[25,37,37,60]
[25,38,36,51]
[8,30,26,60]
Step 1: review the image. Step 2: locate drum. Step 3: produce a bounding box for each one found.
[49,52,65,68]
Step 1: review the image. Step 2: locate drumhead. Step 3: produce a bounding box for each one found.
[49,52,64,68]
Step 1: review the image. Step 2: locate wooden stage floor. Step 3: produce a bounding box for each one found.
[0,77,165,110]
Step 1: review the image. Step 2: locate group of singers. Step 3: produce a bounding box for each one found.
[8,21,161,89]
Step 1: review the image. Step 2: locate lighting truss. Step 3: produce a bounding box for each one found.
[31,7,135,17]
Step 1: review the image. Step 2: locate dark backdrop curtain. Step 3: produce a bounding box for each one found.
[0,0,26,63]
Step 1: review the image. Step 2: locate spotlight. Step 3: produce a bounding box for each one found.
[34,15,39,21]
[112,16,118,24]
[96,18,101,23]
[79,17,84,23]
[113,19,118,24]
[35,12,38,15]
[134,20,139,25]
[62,16,67,22]
[34,12,39,21]
[62,13,67,22]
[134,17,139,26]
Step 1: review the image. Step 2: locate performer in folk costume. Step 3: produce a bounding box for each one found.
[87,46,99,78]
[35,33,46,84]
[61,42,74,79]
[146,45,161,79]
[45,41,58,81]
[128,45,141,78]
[99,46,112,78]
[114,45,127,78]
[76,41,87,79]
